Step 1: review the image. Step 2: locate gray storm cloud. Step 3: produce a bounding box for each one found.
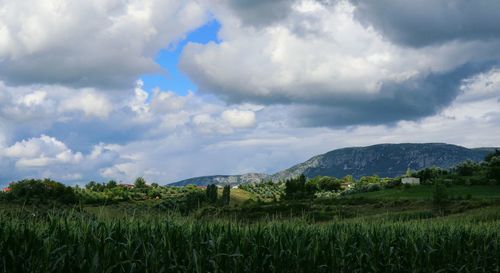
[351,0,500,47]
[180,0,500,127]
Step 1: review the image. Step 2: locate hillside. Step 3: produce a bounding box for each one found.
[171,143,496,185]
[171,173,269,186]
[272,143,494,181]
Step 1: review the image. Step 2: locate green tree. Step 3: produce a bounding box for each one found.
[221,185,231,206]
[85,181,97,191]
[284,174,307,199]
[306,176,342,194]
[106,180,117,189]
[134,177,147,188]
[342,175,354,183]
[318,177,341,191]
[206,184,218,204]
[415,167,447,184]
[184,191,206,213]
[486,156,500,183]
[454,160,480,176]
[7,179,76,204]
[485,149,500,162]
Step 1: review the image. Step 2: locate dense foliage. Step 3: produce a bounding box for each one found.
[77,181,204,205]
[1,151,500,273]
[221,185,231,206]
[239,182,284,201]
[0,209,499,273]
[412,150,500,186]
[206,184,218,204]
[2,179,76,204]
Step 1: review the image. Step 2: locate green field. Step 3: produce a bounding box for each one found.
[1,206,499,273]
[2,179,500,273]
[347,185,500,200]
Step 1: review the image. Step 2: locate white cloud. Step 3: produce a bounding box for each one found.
[181,0,500,126]
[59,90,112,118]
[0,0,499,186]
[2,135,82,168]
[221,109,256,128]
[0,0,209,88]
[18,91,47,107]
[0,134,121,183]
[458,68,500,102]
[1,68,499,185]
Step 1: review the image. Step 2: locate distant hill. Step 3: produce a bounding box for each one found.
[171,173,269,187]
[170,143,497,186]
[271,143,495,181]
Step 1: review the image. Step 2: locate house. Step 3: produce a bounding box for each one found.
[118,184,135,189]
[402,177,420,185]
[2,187,11,193]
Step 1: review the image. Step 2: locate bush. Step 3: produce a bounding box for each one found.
[5,179,77,204]
[314,191,339,200]
[383,178,401,189]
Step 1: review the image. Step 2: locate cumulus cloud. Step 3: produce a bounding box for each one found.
[1,0,500,185]
[181,0,500,127]
[59,90,112,118]
[0,134,120,183]
[0,80,264,183]
[2,135,83,168]
[221,109,256,128]
[0,0,208,89]
[1,69,498,185]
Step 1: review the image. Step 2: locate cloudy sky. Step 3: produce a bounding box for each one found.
[1,0,500,185]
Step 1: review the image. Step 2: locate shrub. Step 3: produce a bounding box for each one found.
[6,179,77,204]
[314,191,339,200]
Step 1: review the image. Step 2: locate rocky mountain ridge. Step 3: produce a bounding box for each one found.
[170,143,497,186]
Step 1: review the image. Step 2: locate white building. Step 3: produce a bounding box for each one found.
[402,177,420,185]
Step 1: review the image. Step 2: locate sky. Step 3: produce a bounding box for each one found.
[1,0,500,185]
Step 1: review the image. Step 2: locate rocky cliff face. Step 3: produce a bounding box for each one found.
[170,143,496,186]
[271,143,493,181]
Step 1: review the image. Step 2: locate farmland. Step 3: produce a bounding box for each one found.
[2,154,500,272]
[1,205,500,273]
[1,183,500,272]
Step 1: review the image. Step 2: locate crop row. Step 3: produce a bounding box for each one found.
[0,209,499,273]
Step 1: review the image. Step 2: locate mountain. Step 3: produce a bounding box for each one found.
[171,173,269,186]
[271,143,495,181]
[170,143,497,186]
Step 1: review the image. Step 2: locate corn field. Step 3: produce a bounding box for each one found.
[0,209,499,273]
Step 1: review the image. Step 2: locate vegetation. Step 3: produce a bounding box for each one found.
[1,179,77,204]
[206,184,218,204]
[221,185,231,206]
[0,207,499,273]
[1,150,500,272]
[412,150,500,186]
[239,182,284,201]
[432,181,449,214]
[134,176,147,188]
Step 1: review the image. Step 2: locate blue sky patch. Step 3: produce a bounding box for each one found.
[140,20,221,95]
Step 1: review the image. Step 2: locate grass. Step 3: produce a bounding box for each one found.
[347,185,500,200]
[2,184,500,272]
[229,188,252,206]
[0,207,499,273]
